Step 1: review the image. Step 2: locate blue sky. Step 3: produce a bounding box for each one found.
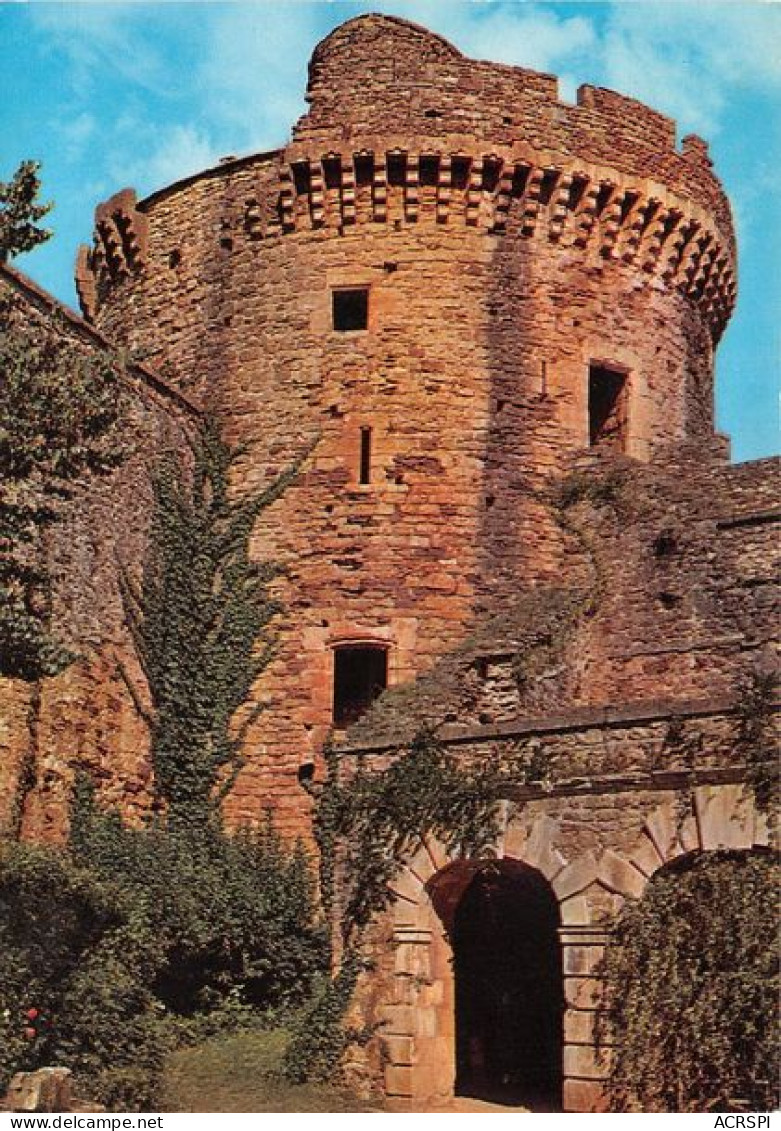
[2,0,779,461]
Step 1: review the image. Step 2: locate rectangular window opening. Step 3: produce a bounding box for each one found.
[359,426,372,485]
[589,363,628,450]
[333,645,388,727]
[332,287,369,332]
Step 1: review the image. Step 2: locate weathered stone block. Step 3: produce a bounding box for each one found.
[563,1077,607,1113]
[384,1065,414,1097]
[4,1068,72,1113]
[598,849,646,900]
[563,1043,602,1079]
[382,1035,415,1066]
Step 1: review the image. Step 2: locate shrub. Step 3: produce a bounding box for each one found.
[0,802,327,1108]
[596,850,779,1112]
[0,841,165,1108]
[70,789,328,1015]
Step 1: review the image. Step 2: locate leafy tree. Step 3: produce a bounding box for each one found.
[0,161,52,262]
[0,292,125,679]
[596,850,779,1112]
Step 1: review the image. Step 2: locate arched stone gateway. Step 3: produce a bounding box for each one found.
[448,861,563,1109]
[376,784,771,1111]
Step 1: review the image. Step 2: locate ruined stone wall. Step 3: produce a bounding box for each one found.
[0,265,197,840]
[339,448,779,752]
[336,699,776,1110]
[73,15,740,835]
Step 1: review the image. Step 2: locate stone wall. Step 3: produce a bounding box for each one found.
[335,700,776,1110]
[0,263,197,839]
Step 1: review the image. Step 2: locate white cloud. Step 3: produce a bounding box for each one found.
[59,112,97,163]
[107,122,221,195]
[196,4,326,152]
[601,2,781,136]
[28,2,169,94]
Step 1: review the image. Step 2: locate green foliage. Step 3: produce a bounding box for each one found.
[735,668,779,812]
[0,791,327,1108]
[162,1028,377,1112]
[70,782,327,1015]
[0,415,325,1107]
[318,730,505,943]
[0,840,166,1109]
[596,851,780,1112]
[0,161,52,262]
[552,466,627,511]
[0,290,125,679]
[122,419,297,825]
[283,952,364,1084]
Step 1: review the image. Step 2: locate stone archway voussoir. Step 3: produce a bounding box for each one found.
[643,799,679,865]
[502,818,528,860]
[406,841,437,885]
[629,829,666,877]
[597,848,646,900]
[558,894,592,926]
[389,868,425,905]
[552,852,599,902]
[694,784,756,851]
[421,832,451,873]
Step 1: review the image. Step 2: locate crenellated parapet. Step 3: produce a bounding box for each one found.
[79,144,735,341]
[280,144,734,338]
[77,16,737,344]
[76,189,148,320]
[295,15,735,244]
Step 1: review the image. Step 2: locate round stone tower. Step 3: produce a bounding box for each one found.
[75,15,737,835]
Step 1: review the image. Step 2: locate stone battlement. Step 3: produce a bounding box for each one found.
[296,16,732,234]
[76,15,736,341]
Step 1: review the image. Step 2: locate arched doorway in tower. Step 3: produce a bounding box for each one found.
[445,860,564,1110]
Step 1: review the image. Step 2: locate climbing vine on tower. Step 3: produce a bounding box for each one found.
[121,418,300,826]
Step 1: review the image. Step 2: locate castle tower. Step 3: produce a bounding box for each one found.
[75,15,737,836]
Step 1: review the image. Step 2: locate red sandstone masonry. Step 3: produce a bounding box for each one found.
[2,15,777,1111]
[71,15,744,837]
[0,263,197,839]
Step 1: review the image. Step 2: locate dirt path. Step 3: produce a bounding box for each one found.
[388,1097,529,1114]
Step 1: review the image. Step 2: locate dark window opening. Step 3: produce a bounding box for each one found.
[359,427,372,485]
[419,156,439,186]
[567,176,588,212]
[332,288,369,332]
[589,364,628,450]
[292,162,311,196]
[594,182,614,216]
[387,154,406,187]
[620,191,639,222]
[354,155,374,186]
[481,161,501,194]
[538,169,559,206]
[653,529,678,558]
[511,164,530,198]
[323,157,341,190]
[333,645,387,726]
[452,158,471,191]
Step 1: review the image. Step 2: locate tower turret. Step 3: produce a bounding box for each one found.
[74,14,738,834]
